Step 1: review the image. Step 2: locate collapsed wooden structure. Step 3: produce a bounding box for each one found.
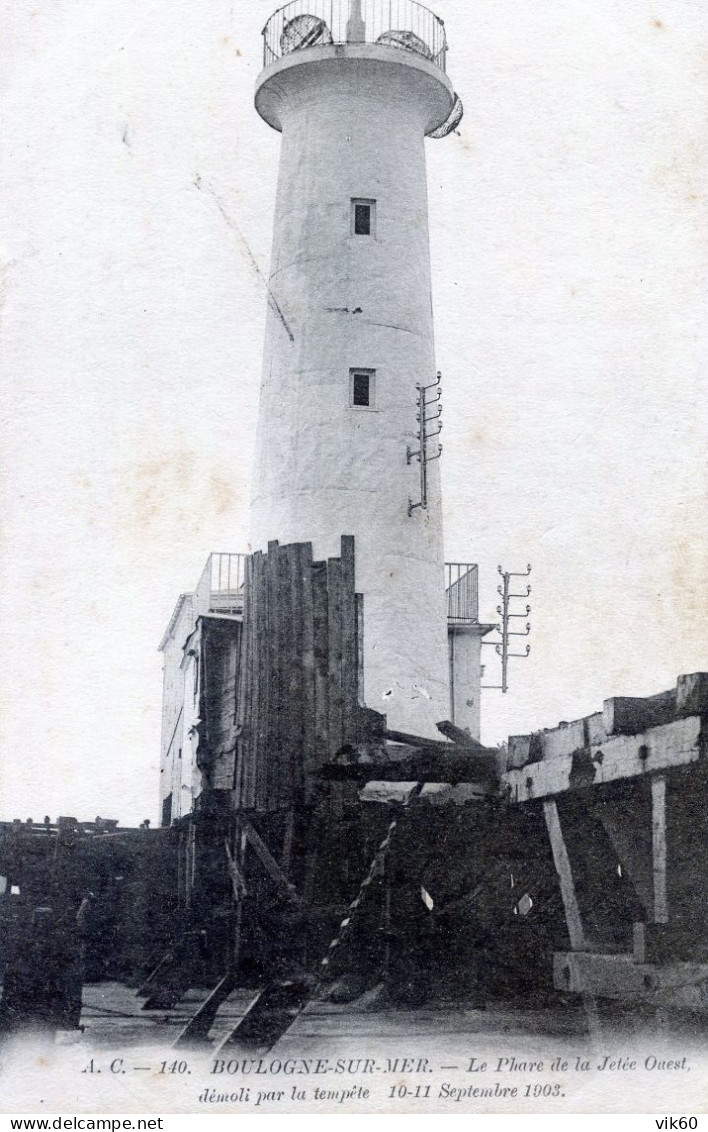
[2,535,705,1046]
[138,535,705,1050]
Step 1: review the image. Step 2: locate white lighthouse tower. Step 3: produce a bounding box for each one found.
[251,0,463,738]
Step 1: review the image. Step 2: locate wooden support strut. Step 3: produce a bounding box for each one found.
[543,800,601,1040]
[242,822,303,908]
[543,800,586,951]
[651,775,668,924]
[173,828,247,1048]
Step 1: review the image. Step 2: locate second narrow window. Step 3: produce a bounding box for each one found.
[352,198,375,237]
[351,369,374,407]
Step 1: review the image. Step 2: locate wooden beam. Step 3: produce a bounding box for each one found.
[676,672,708,716]
[603,691,676,737]
[243,822,302,907]
[503,715,703,801]
[554,951,708,1013]
[593,792,653,918]
[327,556,344,754]
[282,543,303,804]
[356,593,365,707]
[233,555,252,806]
[651,775,668,924]
[318,745,498,784]
[173,971,237,1048]
[312,561,330,765]
[254,550,268,810]
[543,800,586,950]
[281,809,295,878]
[299,543,316,792]
[436,719,489,753]
[264,542,281,810]
[340,535,357,747]
[544,801,602,1040]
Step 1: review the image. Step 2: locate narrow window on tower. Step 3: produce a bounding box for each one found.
[351,198,375,237]
[350,368,375,408]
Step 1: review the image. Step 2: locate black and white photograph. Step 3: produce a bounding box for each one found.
[0,0,706,1117]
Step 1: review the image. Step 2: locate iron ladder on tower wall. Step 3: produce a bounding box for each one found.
[407,371,443,516]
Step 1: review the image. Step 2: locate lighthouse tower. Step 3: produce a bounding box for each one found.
[251,1,462,738]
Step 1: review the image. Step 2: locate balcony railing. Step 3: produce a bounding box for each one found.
[195,552,476,624]
[262,0,447,70]
[195,553,247,617]
[445,562,479,625]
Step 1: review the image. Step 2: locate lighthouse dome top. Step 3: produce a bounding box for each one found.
[258,0,463,138]
[262,0,448,71]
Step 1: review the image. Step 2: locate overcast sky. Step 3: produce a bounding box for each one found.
[1,0,706,826]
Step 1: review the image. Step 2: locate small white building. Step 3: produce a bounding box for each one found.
[158,554,246,826]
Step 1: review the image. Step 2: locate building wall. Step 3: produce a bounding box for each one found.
[178,649,200,818]
[251,46,456,738]
[199,618,242,793]
[158,595,195,825]
[448,627,485,741]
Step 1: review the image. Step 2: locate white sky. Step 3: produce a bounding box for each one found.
[1,1,706,826]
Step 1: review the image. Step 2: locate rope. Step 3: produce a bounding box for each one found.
[316,782,424,985]
[223,783,424,1051]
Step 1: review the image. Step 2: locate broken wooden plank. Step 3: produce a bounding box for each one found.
[384,727,497,754]
[436,719,489,753]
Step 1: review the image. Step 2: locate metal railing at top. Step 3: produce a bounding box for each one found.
[262,0,447,71]
[445,562,479,625]
[194,552,475,622]
[195,553,247,617]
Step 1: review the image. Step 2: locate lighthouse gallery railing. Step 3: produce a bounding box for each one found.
[262,0,447,71]
[194,553,477,624]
